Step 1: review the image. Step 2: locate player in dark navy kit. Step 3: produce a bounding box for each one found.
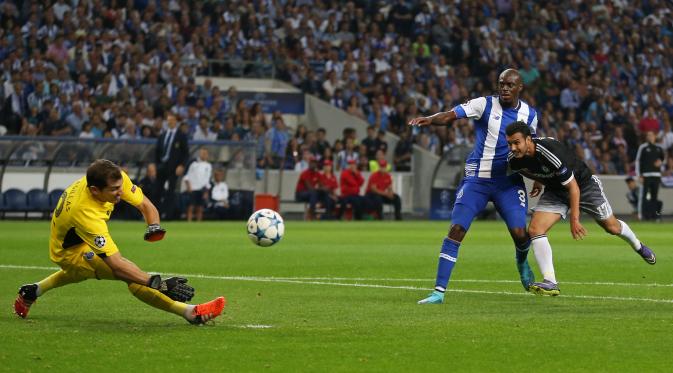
[410,69,538,304]
[505,121,656,296]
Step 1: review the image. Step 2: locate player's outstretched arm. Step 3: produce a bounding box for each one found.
[408,110,457,127]
[103,252,151,285]
[137,196,166,242]
[103,253,194,302]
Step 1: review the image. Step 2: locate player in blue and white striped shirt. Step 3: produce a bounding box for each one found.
[409,69,539,304]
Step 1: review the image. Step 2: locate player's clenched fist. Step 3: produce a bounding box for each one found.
[144,224,166,242]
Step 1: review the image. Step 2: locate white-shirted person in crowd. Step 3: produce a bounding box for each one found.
[183,147,212,222]
[210,168,230,219]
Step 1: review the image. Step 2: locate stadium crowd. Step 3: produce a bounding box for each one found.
[1,0,673,179]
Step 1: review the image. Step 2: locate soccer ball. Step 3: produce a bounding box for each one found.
[247,209,285,247]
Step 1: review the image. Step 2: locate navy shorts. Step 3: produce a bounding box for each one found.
[451,174,528,231]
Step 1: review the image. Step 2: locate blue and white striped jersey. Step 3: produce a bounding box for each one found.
[453,96,538,179]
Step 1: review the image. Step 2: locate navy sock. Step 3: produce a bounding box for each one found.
[434,238,460,292]
[515,239,531,263]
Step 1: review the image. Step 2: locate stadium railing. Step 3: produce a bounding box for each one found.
[0,136,257,219]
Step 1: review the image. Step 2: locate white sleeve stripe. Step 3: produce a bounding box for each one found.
[634,143,647,176]
[561,173,575,185]
[530,113,538,134]
[536,144,562,168]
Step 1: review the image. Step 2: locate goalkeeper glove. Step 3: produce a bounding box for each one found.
[147,275,195,302]
[144,224,166,242]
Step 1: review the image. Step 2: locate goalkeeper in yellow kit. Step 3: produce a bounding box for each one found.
[13,159,225,324]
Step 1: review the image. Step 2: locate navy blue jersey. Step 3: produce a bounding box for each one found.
[508,137,593,191]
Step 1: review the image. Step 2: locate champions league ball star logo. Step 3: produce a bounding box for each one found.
[440,190,451,204]
[94,236,106,248]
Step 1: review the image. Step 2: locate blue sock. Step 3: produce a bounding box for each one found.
[434,238,460,292]
[515,239,530,263]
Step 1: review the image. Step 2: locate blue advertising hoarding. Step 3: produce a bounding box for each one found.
[429,187,456,220]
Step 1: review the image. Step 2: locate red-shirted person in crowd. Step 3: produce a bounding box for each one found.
[339,159,365,220]
[295,156,329,220]
[320,159,338,218]
[366,159,402,220]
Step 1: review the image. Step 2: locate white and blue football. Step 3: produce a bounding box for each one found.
[247,209,285,247]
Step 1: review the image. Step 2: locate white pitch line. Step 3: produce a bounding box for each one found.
[234,324,273,329]
[2,264,673,304]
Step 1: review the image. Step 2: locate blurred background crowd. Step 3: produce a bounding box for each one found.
[1,0,673,178]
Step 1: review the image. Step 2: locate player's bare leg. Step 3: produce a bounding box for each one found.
[196,205,204,221]
[596,215,655,265]
[186,205,194,222]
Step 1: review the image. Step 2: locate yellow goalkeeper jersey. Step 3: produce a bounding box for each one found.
[49,171,144,262]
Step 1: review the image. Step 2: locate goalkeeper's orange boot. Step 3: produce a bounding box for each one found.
[190,296,226,325]
[14,284,38,319]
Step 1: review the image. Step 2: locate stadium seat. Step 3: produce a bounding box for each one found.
[49,189,65,210]
[3,189,28,218]
[27,189,51,216]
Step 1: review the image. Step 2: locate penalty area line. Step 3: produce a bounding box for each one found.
[2,264,673,304]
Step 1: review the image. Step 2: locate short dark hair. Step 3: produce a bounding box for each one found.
[87,159,122,189]
[505,121,531,138]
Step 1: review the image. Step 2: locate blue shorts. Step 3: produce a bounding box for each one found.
[451,175,528,231]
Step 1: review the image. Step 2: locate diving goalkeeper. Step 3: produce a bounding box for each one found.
[13,159,225,324]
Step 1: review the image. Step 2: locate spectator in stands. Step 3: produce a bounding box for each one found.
[294,124,308,146]
[662,155,673,188]
[183,147,212,222]
[295,156,326,220]
[193,116,216,141]
[625,177,639,217]
[139,163,161,207]
[294,148,313,172]
[1,0,672,179]
[79,121,95,139]
[264,111,290,169]
[42,108,72,137]
[369,150,392,173]
[366,159,402,221]
[338,159,365,220]
[361,126,379,162]
[659,119,673,151]
[65,101,88,135]
[314,128,331,159]
[210,168,230,220]
[278,136,296,168]
[638,107,661,134]
[346,95,366,121]
[336,137,359,171]
[394,129,413,171]
[320,159,338,219]
[155,113,189,220]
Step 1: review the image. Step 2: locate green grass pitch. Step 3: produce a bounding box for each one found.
[1,220,672,372]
